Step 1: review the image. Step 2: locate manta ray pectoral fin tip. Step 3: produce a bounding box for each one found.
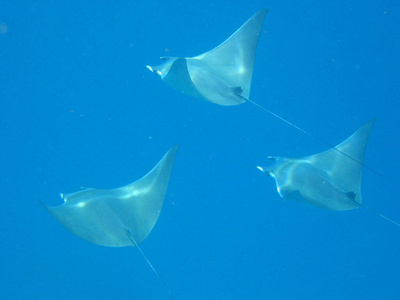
[170,144,180,153]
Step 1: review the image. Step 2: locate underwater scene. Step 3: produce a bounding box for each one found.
[1,1,399,299]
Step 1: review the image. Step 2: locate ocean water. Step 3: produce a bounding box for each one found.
[1,1,399,299]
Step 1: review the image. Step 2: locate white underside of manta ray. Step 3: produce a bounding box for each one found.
[257,120,400,227]
[258,120,375,211]
[44,145,179,247]
[146,9,269,106]
[43,146,179,299]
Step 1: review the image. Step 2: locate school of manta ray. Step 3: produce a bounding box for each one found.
[43,9,399,299]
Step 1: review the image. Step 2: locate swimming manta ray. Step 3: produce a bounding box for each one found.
[146,9,379,173]
[257,120,400,227]
[147,9,268,106]
[43,145,179,299]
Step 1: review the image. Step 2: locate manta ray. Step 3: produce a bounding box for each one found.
[44,146,179,299]
[258,120,399,227]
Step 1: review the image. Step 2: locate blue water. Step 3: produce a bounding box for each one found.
[1,1,399,299]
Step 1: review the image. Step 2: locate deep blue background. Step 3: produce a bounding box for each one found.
[1,1,399,299]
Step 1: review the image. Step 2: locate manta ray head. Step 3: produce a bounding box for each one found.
[146,57,179,79]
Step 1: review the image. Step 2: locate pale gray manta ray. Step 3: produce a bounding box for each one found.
[146,9,379,173]
[257,120,400,226]
[147,9,269,106]
[44,145,179,298]
[257,120,375,210]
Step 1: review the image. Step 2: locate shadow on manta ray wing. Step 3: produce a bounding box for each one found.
[146,9,379,175]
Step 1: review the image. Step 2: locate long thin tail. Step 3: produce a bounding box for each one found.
[245,98,381,176]
[127,229,176,300]
[357,202,400,228]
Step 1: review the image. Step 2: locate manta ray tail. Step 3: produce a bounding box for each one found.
[345,194,400,228]
[357,202,400,228]
[126,229,176,300]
